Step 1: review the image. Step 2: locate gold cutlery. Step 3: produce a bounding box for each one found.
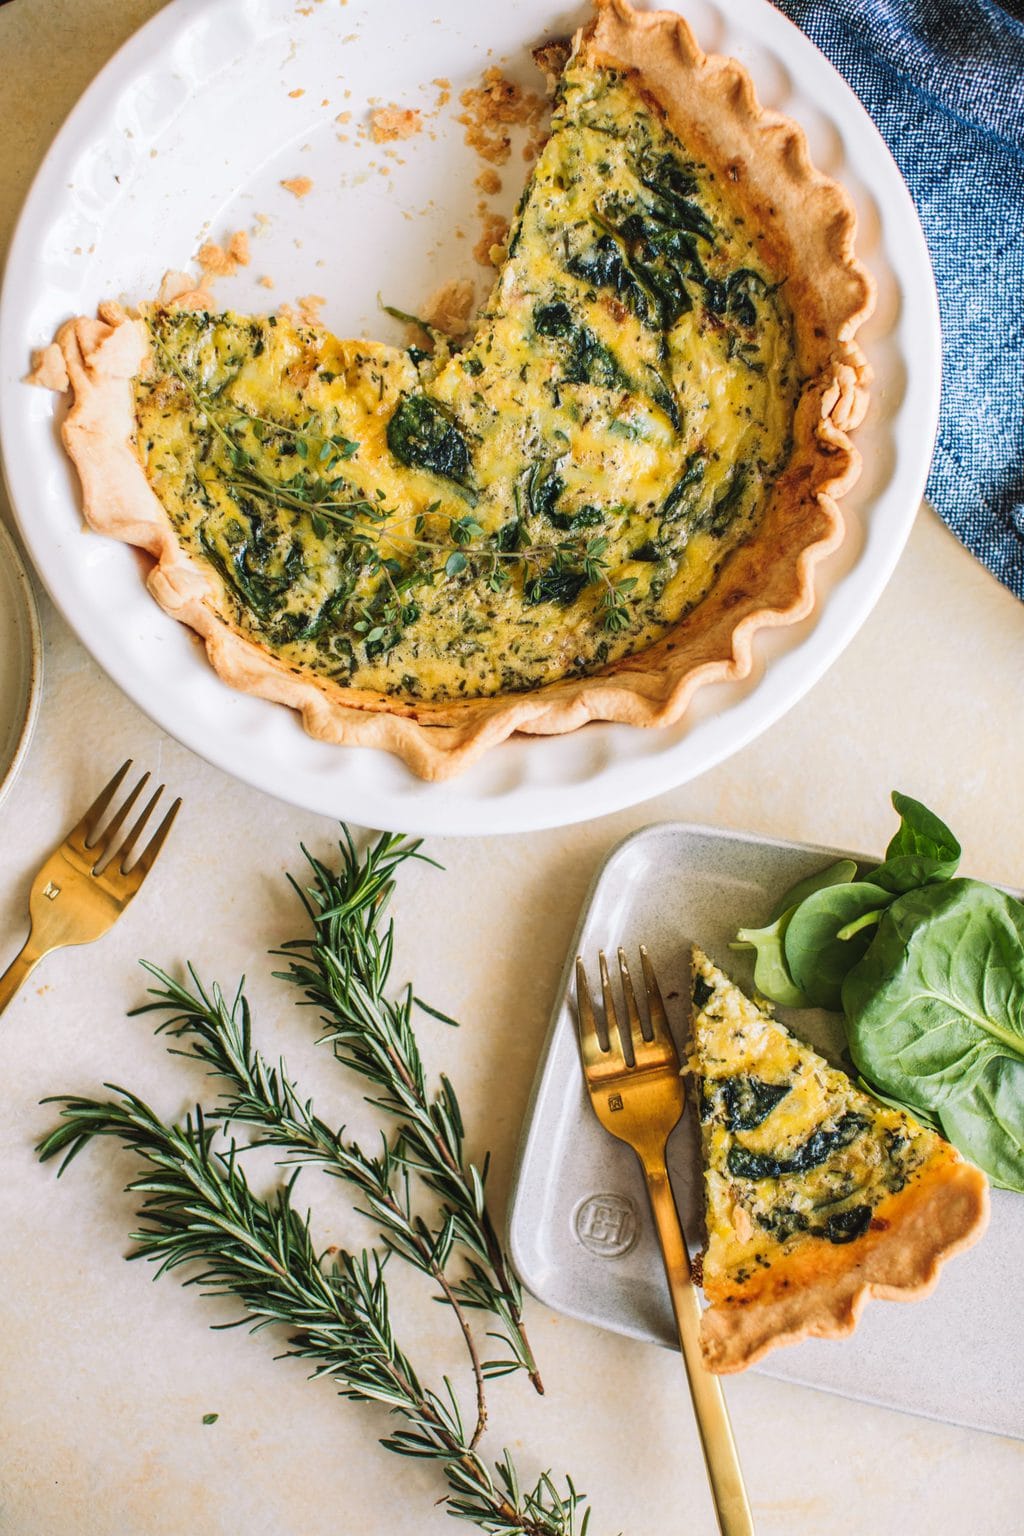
[575,946,754,1536]
[0,759,181,1018]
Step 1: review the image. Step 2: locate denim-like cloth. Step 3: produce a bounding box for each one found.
[770,0,1024,599]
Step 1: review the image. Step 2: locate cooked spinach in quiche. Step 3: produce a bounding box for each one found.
[42,0,873,777]
[690,947,988,1374]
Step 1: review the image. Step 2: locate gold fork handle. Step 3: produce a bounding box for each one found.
[642,1158,755,1536]
[0,937,46,1019]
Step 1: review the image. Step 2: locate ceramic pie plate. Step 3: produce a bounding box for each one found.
[0,517,42,813]
[507,822,1022,1439]
[0,0,940,834]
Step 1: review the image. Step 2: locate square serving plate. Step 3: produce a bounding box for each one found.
[507,822,1022,1439]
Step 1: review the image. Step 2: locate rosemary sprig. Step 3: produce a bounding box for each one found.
[275,829,544,1394]
[131,962,493,1445]
[37,1093,589,1534]
[37,828,588,1533]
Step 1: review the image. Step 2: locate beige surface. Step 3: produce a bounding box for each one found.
[1,2,1023,1533]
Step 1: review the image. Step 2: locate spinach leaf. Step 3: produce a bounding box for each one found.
[524,461,565,522]
[564,326,629,391]
[701,1075,791,1130]
[727,1111,867,1179]
[769,858,859,922]
[862,790,961,894]
[661,451,705,522]
[386,393,474,490]
[843,877,1024,1190]
[534,301,574,337]
[732,858,859,1007]
[732,910,811,1009]
[524,566,588,607]
[784,882,892,1011]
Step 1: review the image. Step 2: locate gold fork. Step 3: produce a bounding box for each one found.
[575,946,754,1536]
[0,760,181,1018]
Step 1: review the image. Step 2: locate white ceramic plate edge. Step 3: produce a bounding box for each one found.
[0,519,43,812]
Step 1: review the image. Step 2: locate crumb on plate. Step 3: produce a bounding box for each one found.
[369,105,422,143]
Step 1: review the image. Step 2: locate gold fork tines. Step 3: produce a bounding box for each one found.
[0,760,182,1018]
[575,947,754,1536]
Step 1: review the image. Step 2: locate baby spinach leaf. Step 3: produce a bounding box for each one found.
[732,860,861,1008]
[783,882,892,1011]
[768,858,859,923]
[732,912,811,1008]
[844,878,1024,1190]
[862,790,961,894]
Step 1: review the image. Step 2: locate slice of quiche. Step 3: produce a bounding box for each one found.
[689,947,989,1374]
[34,0,873,779]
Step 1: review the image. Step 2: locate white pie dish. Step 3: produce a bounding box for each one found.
[0,0,939,834]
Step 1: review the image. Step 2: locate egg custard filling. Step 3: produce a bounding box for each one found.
[136,62,797,702]
[41,0,874,777]
[689,948,988,1374]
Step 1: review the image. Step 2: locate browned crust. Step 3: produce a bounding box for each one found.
[700,1151,990,1374]
[47,0,874,780]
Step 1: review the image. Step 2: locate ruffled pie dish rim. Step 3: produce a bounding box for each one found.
[38,0,874,782]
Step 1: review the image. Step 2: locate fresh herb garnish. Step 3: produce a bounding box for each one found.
[733,792,1024,1191]
[38,831,593,1535]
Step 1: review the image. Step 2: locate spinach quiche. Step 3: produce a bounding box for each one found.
[41,0,872,779]
[689,948,989,1374]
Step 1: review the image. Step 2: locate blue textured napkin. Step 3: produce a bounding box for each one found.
[770,0,1024,599]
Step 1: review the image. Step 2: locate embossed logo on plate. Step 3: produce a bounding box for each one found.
[573,1193,638,1258]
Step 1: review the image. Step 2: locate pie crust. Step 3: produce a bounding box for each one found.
[36,0,873,780]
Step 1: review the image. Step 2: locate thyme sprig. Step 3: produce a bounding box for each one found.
[37,829,587,1533]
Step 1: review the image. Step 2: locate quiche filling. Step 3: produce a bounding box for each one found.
[135,62,797,702]
[690,948,959,1304]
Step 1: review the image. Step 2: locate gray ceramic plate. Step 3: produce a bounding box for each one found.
[507,822,1022,1439]
[0,518,42,812]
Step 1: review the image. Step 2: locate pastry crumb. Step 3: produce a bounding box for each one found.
[288,87,306,98]
[473,211,509,268]
[297,293,327,325]
[424,278,476,340]
[281,175,314,198]
[228,230,250,267]
[258,274,275,289]
[475,168,502,195]
[458,67,546,166]
[369,105,422,144]
[196,229,250,277]
[532,38,572,94]
[156,269,210,306]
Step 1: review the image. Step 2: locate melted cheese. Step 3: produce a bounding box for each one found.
[133,63,797,702]
[690,949,949,1302]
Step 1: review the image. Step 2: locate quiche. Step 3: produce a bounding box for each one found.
[37,0,873,779]
[689,947,989,1374]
